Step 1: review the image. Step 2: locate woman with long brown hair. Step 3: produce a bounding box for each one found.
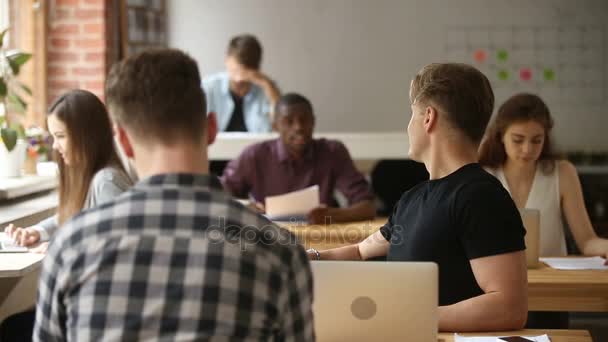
[479,93,607,259]
[4,89,132,251]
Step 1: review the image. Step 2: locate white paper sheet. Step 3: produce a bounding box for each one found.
[454,333,551,342]
[0,232,29,253]
[540,256,608,270]
[265,185,320,220]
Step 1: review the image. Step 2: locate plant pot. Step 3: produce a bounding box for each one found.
[0,139,27,178]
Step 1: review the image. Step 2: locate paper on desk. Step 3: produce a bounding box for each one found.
[454,333,550,342]
[540,256,608,270]
[265,185,320,220]
[0,232,29,253]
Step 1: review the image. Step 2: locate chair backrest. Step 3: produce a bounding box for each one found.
[370,160,429,215]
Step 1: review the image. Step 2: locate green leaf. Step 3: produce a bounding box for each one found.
[0,116,5,127]
[0,28,8,48]
[0,78,6,98]
[6,51,32,75]
[1,128,17,152]
[8,93,27,113]
[14,124,25,138]
[18,82,32,96]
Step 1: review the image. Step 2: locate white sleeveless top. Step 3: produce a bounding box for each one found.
[488,162,568,256]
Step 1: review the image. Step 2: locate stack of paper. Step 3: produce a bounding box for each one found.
[540,257,608,270]
[265,185,320,221]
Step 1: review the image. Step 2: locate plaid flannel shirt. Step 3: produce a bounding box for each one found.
[33,173,315,341]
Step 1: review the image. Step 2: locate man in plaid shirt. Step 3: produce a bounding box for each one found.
[33,49,315,341]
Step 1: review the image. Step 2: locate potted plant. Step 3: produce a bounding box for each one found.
[0,27,32,177]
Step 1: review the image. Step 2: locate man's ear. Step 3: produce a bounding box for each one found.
[424,105,438,133]
[116,125,135,159]
[206,112,218,146]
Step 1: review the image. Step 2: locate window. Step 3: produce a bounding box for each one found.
[3,0,47,127]
[0,0,9,35]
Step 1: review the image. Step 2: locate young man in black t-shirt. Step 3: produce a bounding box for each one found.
[309,63,528,332]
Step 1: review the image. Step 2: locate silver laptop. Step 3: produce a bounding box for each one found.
[521,209,540,269]
[311,261,438,342]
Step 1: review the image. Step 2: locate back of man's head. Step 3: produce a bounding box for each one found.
[105,49,206,145]
[410,63,494,145]
[227,34,262,70]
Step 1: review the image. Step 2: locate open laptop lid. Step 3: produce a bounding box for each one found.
[311,261,438,342]
[520,208,540,268]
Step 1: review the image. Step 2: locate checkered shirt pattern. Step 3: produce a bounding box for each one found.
[33,173,315,341]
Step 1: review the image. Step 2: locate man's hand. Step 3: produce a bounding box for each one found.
[243,69,271,87]
[4,224,41,246]
[307,205,332,225]
[247,201,266,214]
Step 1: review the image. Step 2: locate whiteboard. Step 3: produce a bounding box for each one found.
[168,0,608,150]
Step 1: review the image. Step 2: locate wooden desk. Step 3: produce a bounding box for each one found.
[0,253,44,322]
[528,263,608,312]
[280,220,608,312]
[278,218,385,250]
[438,329,591,342]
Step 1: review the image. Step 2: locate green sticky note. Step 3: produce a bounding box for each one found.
[498,70,510,81]
[543,69,555,81]
[497,50,509,62]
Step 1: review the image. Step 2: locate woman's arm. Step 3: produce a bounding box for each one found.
[559,160,608,258]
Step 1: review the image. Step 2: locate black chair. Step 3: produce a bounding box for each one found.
[370,160,429,216]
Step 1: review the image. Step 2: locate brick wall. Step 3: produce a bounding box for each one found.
[47,0,111,104]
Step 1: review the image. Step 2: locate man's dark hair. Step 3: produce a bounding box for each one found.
[275,93,314,116]
[105,49,207,144]
[410,63,494,144]
[227,34,263,70]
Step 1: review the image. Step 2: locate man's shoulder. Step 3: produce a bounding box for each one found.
[313,138,349,155]
[52,190,303,263]
[448,164,500,187]
[449,166,514,211]
[202,72,228,90]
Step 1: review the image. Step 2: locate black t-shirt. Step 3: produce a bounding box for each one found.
[226,91,248,132]
[379,163,526,306]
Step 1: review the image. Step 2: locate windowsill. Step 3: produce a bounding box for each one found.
[0,174,58,200]
[0,190,57,228]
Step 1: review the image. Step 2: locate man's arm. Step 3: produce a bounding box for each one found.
[307,230,390,261]
[438,251,528,332]
[220,148,256,199]
[318,141,375,224]
[246,70,280,118]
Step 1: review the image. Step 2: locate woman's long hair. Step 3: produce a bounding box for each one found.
[48,89,125,225]
[479,93,560,173]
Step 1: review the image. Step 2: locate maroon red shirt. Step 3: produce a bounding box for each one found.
[221,138,373,206]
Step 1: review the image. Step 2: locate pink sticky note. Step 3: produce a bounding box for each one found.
[473,49,487,63]
[520,68,532,81]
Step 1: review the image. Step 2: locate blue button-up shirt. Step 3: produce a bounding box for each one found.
[202,72,272,132]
